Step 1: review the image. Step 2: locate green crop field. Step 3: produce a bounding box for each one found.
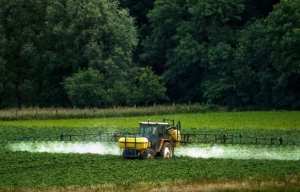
[1,111,300,129]
[1,111,300,191]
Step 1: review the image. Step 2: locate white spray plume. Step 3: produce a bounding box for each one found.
[8,141,121,155]
[7,142,300,161]
[175,144,300,160]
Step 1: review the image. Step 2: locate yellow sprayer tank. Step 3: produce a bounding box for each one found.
[118,137,148,150]
[168,128,181,147]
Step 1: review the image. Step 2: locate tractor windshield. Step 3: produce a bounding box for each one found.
[139,123,168,138]
[139,124,157,138]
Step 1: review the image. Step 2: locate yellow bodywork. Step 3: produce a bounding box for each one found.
[118,137,149,150]
[168,129,181,147]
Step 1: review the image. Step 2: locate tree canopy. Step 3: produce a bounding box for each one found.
[1,0,299,110]
[0,0,137,107]
[133,66,168,106]
[62,68,106,107]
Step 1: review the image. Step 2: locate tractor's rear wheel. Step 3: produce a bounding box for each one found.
[160,142,173,158]
[143,148,155,159]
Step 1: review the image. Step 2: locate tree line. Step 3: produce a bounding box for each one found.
[1,0,299,110]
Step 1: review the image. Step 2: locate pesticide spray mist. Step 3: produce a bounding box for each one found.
[7,142,300,161]
[8,141,122,155]
[176,144,300,160]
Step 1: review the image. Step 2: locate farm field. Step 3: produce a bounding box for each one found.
[1,111,300,129]
[1,111,300,191]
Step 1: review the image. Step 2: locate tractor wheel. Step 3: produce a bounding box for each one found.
[160,142,173,158]
[122,150,126,159]
[143,148,155,159]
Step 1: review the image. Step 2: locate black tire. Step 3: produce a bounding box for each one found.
[122,150,126,159]
[143,148,155,159]
[160,142,173,158]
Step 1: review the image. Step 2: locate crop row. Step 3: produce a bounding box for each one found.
[1,151,300,188]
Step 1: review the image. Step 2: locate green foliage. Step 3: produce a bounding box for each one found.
[1,0,299,111]
[62,68,105,107]
[228,0,300,110]
[231,19,275,109]
[1,111,300,130]
[267,0,300,109]
[0,0,137,108]
[1,150,300,190]
[143,0,245,102]
[140,0,183,76]
[133,67,168,106]
[118,0,154,65]
[107,81,131,106]
[0,26,5,93]
[1,113,300,191]
[43,0,138,107]
[0,0,47,107]
[0,104,219,120]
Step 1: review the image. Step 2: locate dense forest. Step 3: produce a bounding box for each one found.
[0,0,299,110]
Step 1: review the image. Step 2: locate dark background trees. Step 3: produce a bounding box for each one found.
[0,0,137,108]
[1,0,299,110]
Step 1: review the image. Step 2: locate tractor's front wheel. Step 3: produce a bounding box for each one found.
[122,150,127,159]
[143,148,155,159]
[160,142,173,158]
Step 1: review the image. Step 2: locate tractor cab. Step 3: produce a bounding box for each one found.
[139,121,169,145]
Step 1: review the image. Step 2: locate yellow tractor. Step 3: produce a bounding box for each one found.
[118,119,181,159]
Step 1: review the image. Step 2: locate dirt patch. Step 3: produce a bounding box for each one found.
[1,180,293,192]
